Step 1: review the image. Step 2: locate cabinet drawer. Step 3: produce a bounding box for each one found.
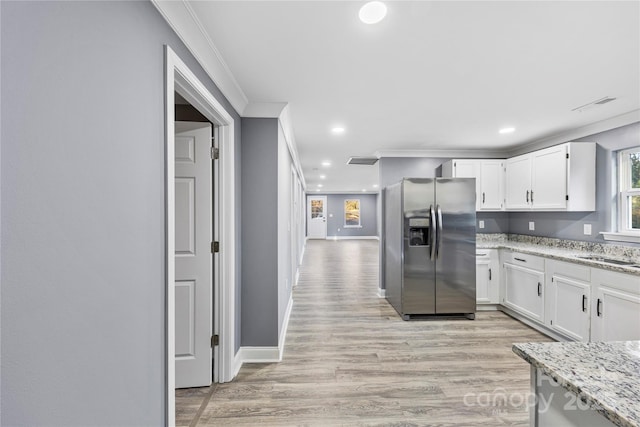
[547,259,590,282]
[503,251,545,271]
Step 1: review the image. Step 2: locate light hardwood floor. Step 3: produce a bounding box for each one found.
[176,239,552,426]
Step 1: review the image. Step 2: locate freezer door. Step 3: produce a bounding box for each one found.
[402,179,436,314]
[435,178,477,314]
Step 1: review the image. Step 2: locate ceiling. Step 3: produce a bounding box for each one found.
[173,1,640,193]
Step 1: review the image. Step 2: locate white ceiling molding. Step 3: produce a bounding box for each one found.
[375,149,510,159]
[507,109,640,157]
[151,0,249,115]
[242,102,288,118]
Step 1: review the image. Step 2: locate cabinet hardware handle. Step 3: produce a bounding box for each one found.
[531,190,534,203]
[482,192,486,204]
[489,268,492,281]
[582,295,587,312]
[596,298,602,317]
[537,282,542,296]
[526,190,529,203]
[514,257,527,262]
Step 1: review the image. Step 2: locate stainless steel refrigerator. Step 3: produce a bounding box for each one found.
[384,178,476,320]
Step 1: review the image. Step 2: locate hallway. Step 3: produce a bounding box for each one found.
[177,239,551,426]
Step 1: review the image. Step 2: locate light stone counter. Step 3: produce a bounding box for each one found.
[477,233,640,276]
[513,341,640,427]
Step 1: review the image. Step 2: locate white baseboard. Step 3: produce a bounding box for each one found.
[476,304,500,311]
[327,235,380,240]
[233,296,293,373]
[377,288,386,298]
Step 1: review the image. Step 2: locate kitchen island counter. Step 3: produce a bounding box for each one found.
[513,341,640,427]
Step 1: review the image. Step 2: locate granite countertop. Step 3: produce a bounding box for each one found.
[476,234,640,276]
[512,341,640,427]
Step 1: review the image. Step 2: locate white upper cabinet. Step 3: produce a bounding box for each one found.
[504,142,595,211]
[505,154,532,210]
[442,159,504,211]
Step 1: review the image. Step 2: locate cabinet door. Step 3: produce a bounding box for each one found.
[476,258,491,303]
[479,160,504,210]
[532,144,568,210]
[548,275,590,342]
[503,263,544,322]
[454,160,481,210]
[592,286,640,341]
[505,154,532,209]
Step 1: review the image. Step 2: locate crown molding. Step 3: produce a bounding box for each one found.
[506,109,640,157]
[242,102,288,118]
[375,148,509,159]
[151,0,249,115]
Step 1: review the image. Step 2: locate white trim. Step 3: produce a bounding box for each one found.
[237,346,282,364]
[507,110,640,157]
[242,102,287,118]
[601,232,640,244]
[165,45,237,426]
[476,304,500,311]
[278,296,293,361]
[328,236,380,240]
[152,0,248,114]
[377,288,386,298]
[376,148,509,159]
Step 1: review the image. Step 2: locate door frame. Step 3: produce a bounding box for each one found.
[165,46,236,425]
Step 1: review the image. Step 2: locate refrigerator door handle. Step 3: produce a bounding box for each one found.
[429,205,436,260]
[435,205,443,259]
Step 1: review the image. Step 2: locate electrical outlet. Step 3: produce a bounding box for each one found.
[479,220,485,229]
[584,224,592,235]
[529,221,535,231]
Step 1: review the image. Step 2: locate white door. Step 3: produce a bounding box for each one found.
[307,195,327,239]
[503,263,545,322]
[175,122,213,388]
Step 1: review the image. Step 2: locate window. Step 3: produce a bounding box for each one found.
[618,147,640,234]
[344,199,361,227]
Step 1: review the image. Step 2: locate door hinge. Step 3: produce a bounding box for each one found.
[211,147,219,160]
[211,335,219,347]
[211,241,219,253]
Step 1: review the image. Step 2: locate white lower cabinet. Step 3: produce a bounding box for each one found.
[476,249,499,304]
[503,252,545,322]
[545,260,591,342]
[590,268,640,341]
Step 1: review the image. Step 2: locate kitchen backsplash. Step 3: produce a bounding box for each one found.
[477,233,640,260]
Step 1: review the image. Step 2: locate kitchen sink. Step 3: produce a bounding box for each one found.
[576,255,638,266]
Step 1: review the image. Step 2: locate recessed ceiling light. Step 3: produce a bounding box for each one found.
[316,189,321,192]
[373,184,379,188]
[362,189,367,192]
[320,175,326,179]
[499,127,515,134]
[321,161,331,167]
[331,127,345,134]
[317,184,323,188]
[359,1,387,24]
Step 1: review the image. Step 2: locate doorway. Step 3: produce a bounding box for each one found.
[165,46,237,425]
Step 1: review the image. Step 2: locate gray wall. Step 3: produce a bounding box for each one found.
[241,118,279,346]
[324,194,378,237]
[379,157,445,187]
[1,1,242,425]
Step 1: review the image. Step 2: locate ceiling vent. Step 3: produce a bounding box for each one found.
[347,157,379,165]
[572,96,617,112]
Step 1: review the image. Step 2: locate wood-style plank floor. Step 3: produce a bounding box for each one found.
[176,239,552,426]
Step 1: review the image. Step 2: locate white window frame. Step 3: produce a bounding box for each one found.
[344,199,362,228]
[618,147,640,234]
[603,146,640,243]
